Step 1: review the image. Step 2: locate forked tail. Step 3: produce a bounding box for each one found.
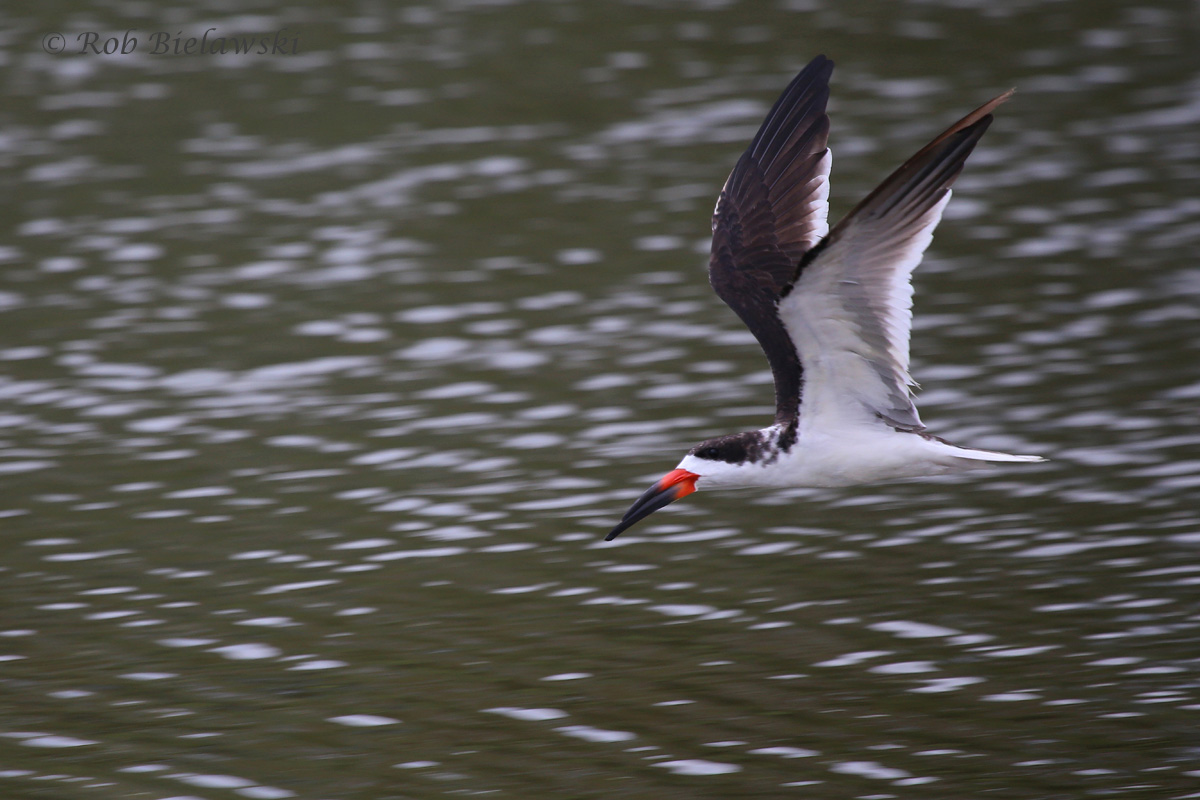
[955,450,1041,462]
[924,434,1045,465]
[948,445,1045,464]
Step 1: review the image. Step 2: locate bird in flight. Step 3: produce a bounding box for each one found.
[606,55,1043,542]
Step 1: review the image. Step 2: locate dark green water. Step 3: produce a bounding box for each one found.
[2,2,1198,798]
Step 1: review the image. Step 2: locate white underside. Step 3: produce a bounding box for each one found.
[677,424,1043,490]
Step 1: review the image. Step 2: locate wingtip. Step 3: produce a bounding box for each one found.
[960,87,1016,129]
[797,54,834,83]
[911,85,1014,155]
[988,87,1016,112]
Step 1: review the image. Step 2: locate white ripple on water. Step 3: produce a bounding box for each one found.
[236,617,298,628]
[648,604,718,618]
[366,547,468,562]
[286,660,346,671]
[1014,536,1151,558]
[653,759,742,776]
[748,746,819,758]
[555,725,637,744]
[207,644,282,661]
[158,638,217,648]
[829,760,914,781]
[329,538,395,550]
[869,661,940,675]
[981,692,1042,702]
[484,707,568,722]
[12,734,98,748]
[396,302,504,324]
[121,672,177,681]
[812,651,893,668]
[312,156,529,210]
[256,579,340,595]
[909,676,987,694]
[595,98,763,148]
[42,549,132,562]
[975,645,1059,658]
[868,620,961,639]
[414,526,492,543]
[328,715,400,727]
[556,248,602,265]
[0,460,54,474]
[491,583,557,595]
[168,771,296,798]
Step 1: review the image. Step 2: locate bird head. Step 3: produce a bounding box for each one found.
[605,432,765,541]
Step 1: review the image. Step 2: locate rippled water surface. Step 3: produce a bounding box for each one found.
[2,2,1199,798]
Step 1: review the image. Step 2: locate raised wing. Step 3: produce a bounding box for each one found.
[779,90,1013,433]
[709,55,834,423]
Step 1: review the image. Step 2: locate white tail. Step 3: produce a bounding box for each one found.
[950,446,1045,464]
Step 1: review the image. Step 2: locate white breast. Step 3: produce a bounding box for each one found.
[679,424,1015,491]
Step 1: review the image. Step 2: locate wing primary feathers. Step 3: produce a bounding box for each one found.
[750,57,835,170]
[788,89,1012,292]
[708,56,836,424]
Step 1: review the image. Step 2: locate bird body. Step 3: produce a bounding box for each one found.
[606,56,1043,542]
[676,425,1039,491]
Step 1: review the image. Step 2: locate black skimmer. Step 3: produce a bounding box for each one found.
[606,55,1043,542]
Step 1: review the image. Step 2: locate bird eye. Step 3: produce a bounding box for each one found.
[698,446,720,460]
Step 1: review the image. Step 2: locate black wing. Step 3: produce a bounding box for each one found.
[709,55,834,423]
